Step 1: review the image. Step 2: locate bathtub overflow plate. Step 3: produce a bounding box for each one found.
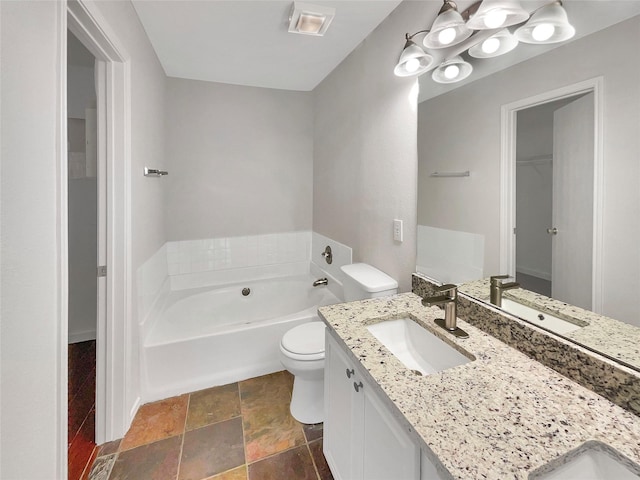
[241,287,251,297]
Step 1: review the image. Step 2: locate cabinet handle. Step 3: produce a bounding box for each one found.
[346,368,355,378]
[353,381,363,393]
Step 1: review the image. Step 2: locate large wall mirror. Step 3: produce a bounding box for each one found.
[416,3,640,371]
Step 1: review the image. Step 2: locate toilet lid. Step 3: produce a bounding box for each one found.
[281,322,326,356]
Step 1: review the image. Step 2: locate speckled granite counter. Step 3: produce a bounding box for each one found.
[318,293,640,480]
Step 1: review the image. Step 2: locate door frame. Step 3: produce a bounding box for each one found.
[499,77,604,313]
[65,0,132,451]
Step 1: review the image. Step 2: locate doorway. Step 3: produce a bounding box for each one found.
[500,78,604,313]
[67,30,99,478]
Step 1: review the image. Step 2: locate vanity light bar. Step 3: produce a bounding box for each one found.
[394,0,575,82]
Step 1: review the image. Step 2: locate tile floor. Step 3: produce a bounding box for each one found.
[87,371,333,480]
[68,340,98,479]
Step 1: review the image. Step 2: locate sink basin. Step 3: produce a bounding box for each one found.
[531,445,640,480]
[366,318,470,375]
[501,298,583,335]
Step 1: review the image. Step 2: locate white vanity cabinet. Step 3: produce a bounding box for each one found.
[324,332,420,480]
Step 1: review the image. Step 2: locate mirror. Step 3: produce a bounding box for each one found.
[416,5,640,371]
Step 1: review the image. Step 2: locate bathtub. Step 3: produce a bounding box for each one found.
[141,274,340,401]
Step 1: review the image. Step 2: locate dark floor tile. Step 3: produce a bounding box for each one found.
[109,435,182,480]
[96,439,120,457]
[208,465,247,479]
[69,372,96,443]
[308,439,333,480]
[302,423,323,443]
[119,395,188,451]
[239,371,305,463]
[186,383,240,431]
[87,453,116,480]
[68,408,96,480]
[178,417,245,480]
[248,445,318,480]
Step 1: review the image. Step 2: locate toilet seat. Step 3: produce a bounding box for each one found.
[280,322,325,361]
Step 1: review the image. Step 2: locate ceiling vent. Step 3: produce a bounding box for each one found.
[288,2,336,36]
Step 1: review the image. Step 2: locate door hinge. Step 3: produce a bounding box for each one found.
[97,265,107,277]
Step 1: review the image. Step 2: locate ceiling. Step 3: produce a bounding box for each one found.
[132,0,402,91]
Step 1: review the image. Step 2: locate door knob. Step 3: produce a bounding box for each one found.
[546,227,558,235]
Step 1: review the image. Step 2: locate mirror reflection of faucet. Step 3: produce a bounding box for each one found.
[490,275,520,307]
[422,284,469,339]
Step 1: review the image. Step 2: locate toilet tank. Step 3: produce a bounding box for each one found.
[340,263,398,301]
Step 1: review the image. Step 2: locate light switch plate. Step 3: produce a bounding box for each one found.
[393,219,403,242]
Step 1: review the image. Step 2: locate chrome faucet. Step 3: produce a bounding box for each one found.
[312,278,328,287]
[422,284,468,338]
[489,275,520,307]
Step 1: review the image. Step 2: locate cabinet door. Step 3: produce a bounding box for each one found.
[324,333,364,480]
[362,379,420,480]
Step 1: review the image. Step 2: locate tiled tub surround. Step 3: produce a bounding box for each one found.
[413,274,640,417]
[459,278,640,369]
[318,294,640,479]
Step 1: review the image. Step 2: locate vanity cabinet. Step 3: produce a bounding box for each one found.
[324,332,420,480]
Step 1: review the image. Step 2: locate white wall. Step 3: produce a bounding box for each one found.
[92,0,168,425]
[1,0,168,475]
[164,78,314,241]
[313,1,423,293]
[1,1,65,477]
[418,16,640,325]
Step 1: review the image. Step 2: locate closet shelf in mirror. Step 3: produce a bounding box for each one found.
[430,170,470,177]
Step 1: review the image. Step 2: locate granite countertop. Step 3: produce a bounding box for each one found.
[318,292,640,480]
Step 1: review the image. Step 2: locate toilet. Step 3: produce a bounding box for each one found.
[279,263,398,424]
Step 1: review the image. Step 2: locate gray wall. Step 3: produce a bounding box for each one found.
[164,78,314,241]
[313,1,426,293]
[418,16,640,324]
[0,0,168,475]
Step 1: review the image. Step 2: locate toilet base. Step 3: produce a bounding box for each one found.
[290,376,324,424]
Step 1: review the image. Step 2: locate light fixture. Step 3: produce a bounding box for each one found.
[432,56,473,83]
[514,1,575,44]
[423,1,473,49]
[288,2,335,36]
[393,0,575,82]
[466,0,529,30]
[394,33,434,77]
[468,29,518,58]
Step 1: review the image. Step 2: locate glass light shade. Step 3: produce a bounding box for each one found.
[432,56,473,83]
[468,29,519,58]
[394,40,434,77]
[514,2,575,44]
[424,8,472,49]
[466,0,530,30]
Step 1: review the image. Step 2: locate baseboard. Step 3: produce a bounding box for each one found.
[129,396,141,424]
[515,265,551,281]
[68,329,97,344]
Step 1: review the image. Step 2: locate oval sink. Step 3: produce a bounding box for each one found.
[366,318,471,375]
[501,298,583,335]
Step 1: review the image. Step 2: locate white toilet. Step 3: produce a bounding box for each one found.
[279,263,398,424]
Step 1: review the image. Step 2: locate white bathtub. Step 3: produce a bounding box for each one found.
[141,274,339,401]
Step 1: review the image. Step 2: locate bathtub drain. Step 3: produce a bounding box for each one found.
[241,287,251,297]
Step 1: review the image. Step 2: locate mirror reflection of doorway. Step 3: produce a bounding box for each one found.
[515,92,594,310]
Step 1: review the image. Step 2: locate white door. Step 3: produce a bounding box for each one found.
[551,93,594,310]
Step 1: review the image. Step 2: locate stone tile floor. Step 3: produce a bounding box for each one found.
[87,371,333,480]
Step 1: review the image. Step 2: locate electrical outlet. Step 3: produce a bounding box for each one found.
[393,219,403,242]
